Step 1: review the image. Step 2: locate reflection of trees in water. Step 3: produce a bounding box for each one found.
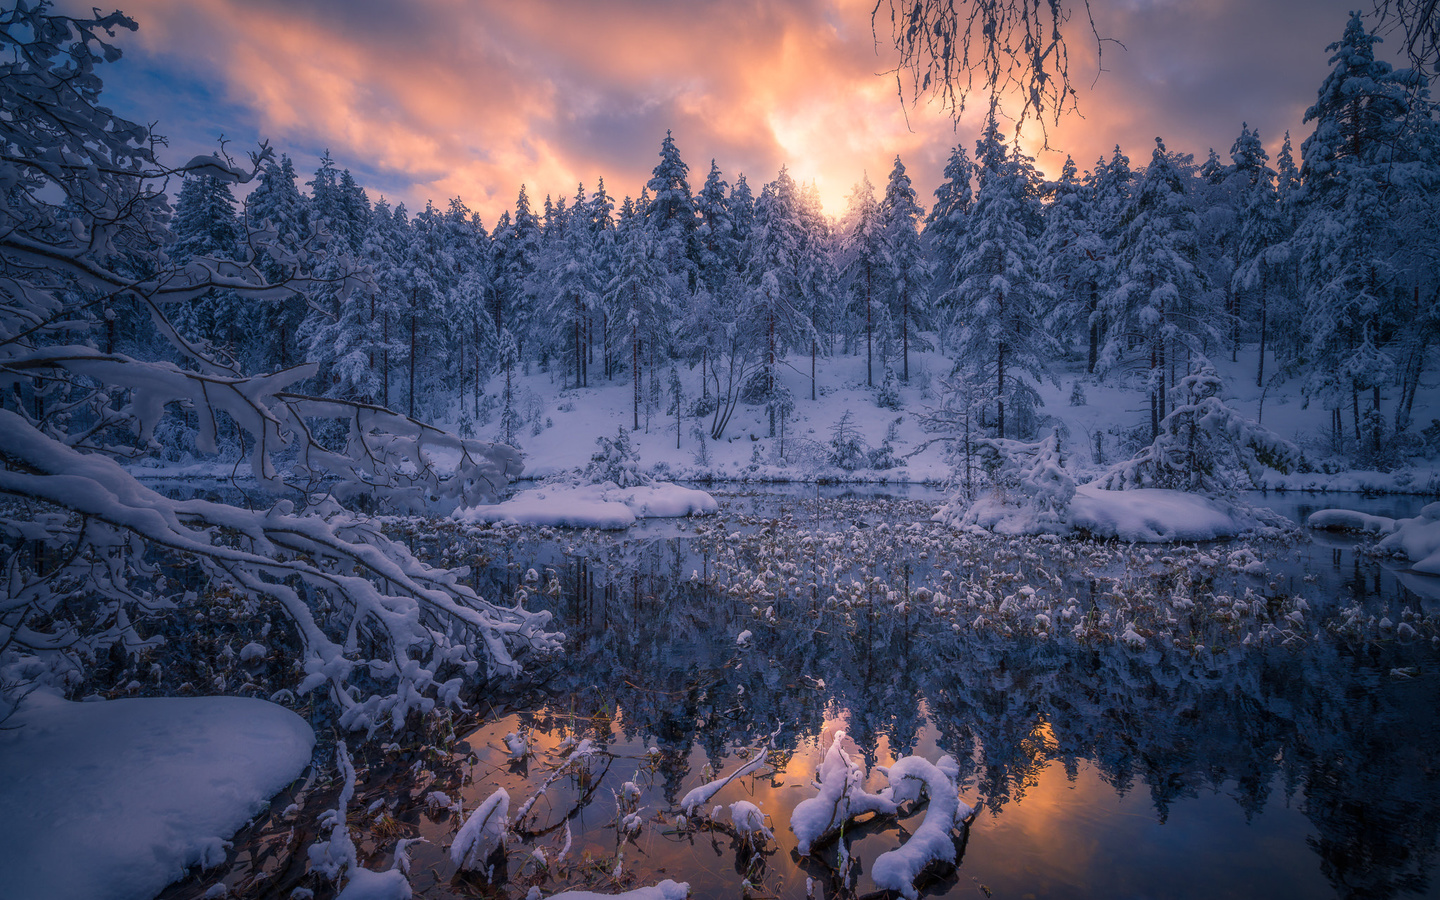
[453,519,1440,900]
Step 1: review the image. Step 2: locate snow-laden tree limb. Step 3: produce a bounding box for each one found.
[0,2,555,732]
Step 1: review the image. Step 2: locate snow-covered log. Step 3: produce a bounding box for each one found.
[870,755,976,899]
[789,731,897,856]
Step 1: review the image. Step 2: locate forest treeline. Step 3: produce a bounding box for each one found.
[148,12,1438,464]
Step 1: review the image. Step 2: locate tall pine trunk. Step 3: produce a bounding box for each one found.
[632,326,641,431]
[866,261,873,387]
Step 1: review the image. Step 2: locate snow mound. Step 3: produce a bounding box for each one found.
[1376,502,1440,575]
[1069,484,1283,542]
[451,787,510,874]
[337,866,413,900]
[0,695,313,900]
[453,482,717,530]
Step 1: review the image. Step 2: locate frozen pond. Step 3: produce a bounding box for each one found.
[309,486,1440,900]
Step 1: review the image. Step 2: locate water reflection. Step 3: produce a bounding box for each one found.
[392,494,1440,900]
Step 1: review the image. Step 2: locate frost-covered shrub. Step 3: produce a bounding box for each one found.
[584,427,651,487]
[936,428,1076,534]
[827,411,868,470]
[876,366,903,409]
[1068,379,1087,407]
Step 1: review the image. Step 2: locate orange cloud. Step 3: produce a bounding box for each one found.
[101,0,1382,223]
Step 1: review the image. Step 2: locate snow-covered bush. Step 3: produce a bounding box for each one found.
[876,366,903,409]
[1096,365,1301,494]
[827,411,869,470]
[584,427,651,487]
[935,428,1075,534]
[0,5,559,732]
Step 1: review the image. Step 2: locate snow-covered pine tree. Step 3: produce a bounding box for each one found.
[169,170,243,359]
[796,179,838,399]
[1229,127,1291,388]
[747,167,815,436]
[840,175,885,386]
[607,206,670,429]
[950,118,1056,439]
[496,327,522,449]
[646,131,698,349]
[244,153,310,372]
[880,156,929,383]
[924,144,975,356]
[1039,155,1108,375]
[1102,137,1211,441]
[695,160,737,297]
[1291,11,1426,456]
[542,186,602,388]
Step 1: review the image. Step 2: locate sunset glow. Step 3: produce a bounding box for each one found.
[86,0,1394,221]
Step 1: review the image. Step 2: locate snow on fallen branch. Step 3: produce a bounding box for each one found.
[679,745,770,818]
[789,730,897,856]
[0,408,560,733]
[870,754,977,900]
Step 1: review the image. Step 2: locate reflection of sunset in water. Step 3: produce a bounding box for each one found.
[416,704,1334,900]
[358,507,1440,900]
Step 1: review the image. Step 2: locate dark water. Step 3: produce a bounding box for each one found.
[357,488,1440,900]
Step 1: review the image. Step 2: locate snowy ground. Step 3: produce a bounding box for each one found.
[460,344,1440,492]
[126,344,1440,497]
[0,694,313,900]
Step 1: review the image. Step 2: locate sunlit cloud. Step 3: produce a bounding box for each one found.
[83,0,1400,223]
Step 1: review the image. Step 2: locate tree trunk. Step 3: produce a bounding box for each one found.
[811,338,817,401]
[996,342,1006,440]
[382,312,390,409]
[1256,268,1268,387]
[866,261,873,387]
[902,290,910,382]
[1086,280,1099,375]
[633,327,641,431]
[408,292,417,419]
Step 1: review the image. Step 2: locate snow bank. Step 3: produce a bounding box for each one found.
[453,482,717,530]
[543,880,690,900]
[0,694,313,900]
[1069,484,1281,542]
[1376,502,1440,575]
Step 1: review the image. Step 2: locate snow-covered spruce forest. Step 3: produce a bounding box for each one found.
[149,14,1436,476]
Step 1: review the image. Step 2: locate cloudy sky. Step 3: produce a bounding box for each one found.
[85,0,1406,223]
